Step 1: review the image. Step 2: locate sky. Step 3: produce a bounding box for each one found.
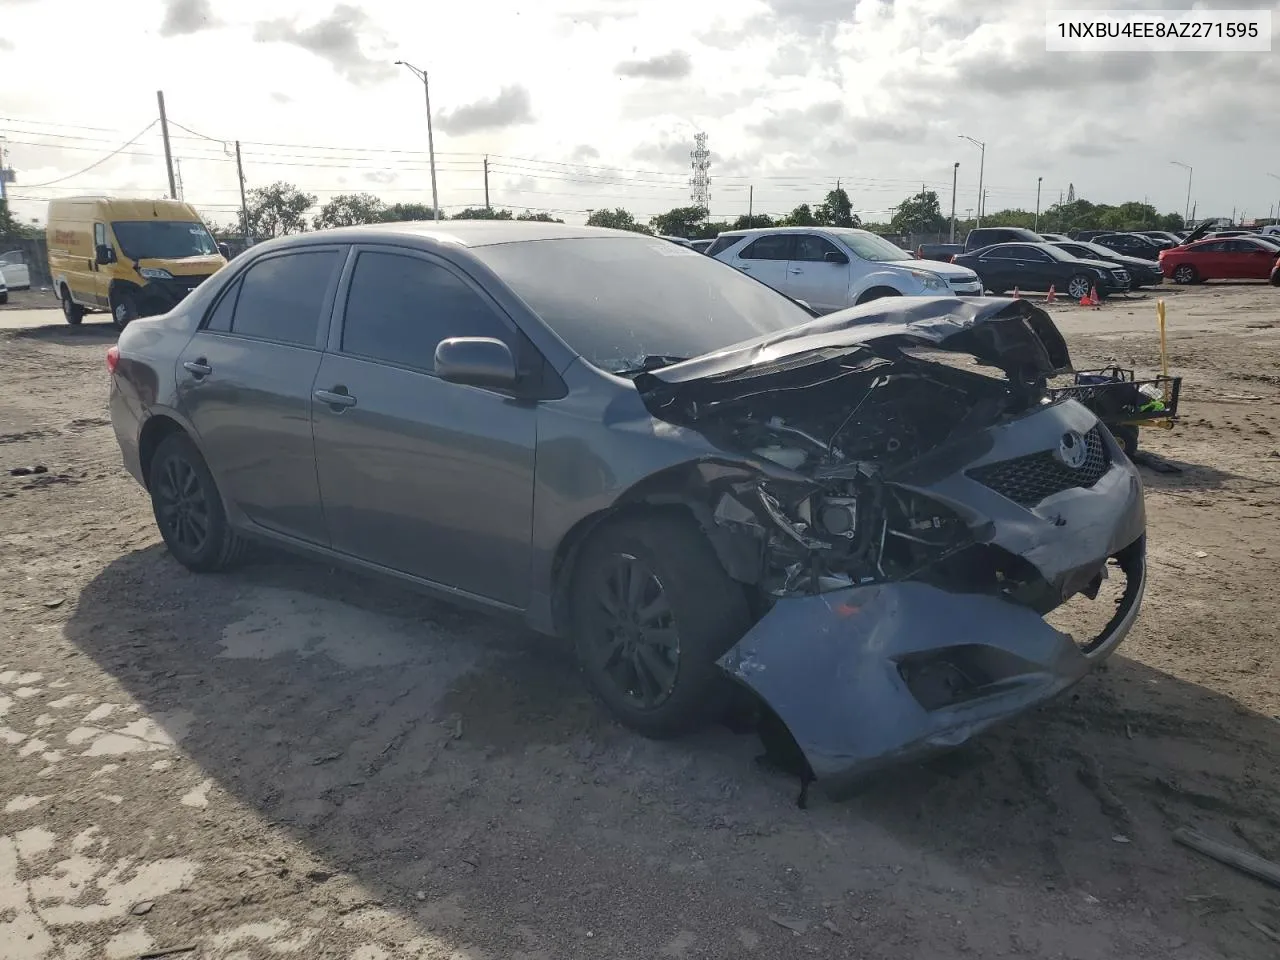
[2,0,1279,230]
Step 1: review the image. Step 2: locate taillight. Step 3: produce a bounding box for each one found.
[106,345,119,374]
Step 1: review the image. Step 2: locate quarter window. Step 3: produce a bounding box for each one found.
[340,251,511,371]
[229,251,341,346]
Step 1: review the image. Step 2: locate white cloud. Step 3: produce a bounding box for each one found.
[1,0,1277,228]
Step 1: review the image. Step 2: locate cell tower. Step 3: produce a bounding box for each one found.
[690,132,711,210]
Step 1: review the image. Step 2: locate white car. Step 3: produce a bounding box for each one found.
[0,250,30,290]
[708,226,983,313]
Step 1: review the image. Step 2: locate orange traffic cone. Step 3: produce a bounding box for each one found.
[1089,285,1100,306]
[1079,295,1091,306]
[1046,285,1056,303]
[1012,286,1020,299]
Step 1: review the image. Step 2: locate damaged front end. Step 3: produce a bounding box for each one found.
[635,296,1147,789]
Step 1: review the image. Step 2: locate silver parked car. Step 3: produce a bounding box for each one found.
[108,221,1146,790]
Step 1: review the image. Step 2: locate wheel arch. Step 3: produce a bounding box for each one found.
[137,413,189,490]
[547,461,764,636]
[856,285,904,305]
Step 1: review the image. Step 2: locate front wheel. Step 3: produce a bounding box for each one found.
[61,288,84,325]
[1173,264,1199,285]
[1066,274,1092,300]
[855,287,902,306]
[148,433,246,573]
[570,514,751,739]
[112,292,138,331]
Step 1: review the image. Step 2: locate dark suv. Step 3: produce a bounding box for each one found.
[962,227,1044,253]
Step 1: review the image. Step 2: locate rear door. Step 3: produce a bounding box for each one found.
[176,246,345,545]
[785,234,850,312]
[1017,245,1059,290]
[728,234,794,294]
[1229,239,1278,279]
[310,246,537,607]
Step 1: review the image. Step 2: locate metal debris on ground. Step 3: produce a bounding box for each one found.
[1173,827,1280,889]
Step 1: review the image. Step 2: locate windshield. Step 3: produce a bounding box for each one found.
[111,220,218,260]
[471,236,811,375]
[828,230,914,263]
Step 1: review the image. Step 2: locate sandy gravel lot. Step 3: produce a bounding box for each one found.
[2,282,1278,960]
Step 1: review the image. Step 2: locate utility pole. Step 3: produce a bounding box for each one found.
[394,61,441,220]
[1034,176,1043,232]
[1171,160,1192,224]
[748,185,753,219]
[949,162,958,242]
[959,135,985,228]
[234,141,250,246]
[983,189,989,220]
[483,155,490,211]
[174,159,185,201]
[157,91,177,200]
[0,137,8,202]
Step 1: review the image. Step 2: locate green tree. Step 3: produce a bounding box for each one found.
[780,204,818,227]
[731,214,774,230]
[245,181,315,237]
[585,208,652,234]
[650,205,709,237]
[516,211,565,223]
[814,188,860,228]
[313,193,386,230]
[453,207,514,220]
[0,200,36,241]
[890,190,946,234]
[380,202,441,222]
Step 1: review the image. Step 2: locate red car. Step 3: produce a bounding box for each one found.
[1160,236,1280,284]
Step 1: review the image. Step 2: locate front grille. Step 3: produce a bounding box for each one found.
[967,426,1110,508]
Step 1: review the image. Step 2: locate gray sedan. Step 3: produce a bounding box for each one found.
[107,221,1147,792]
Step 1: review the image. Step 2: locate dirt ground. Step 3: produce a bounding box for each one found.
[2,282,1278,960]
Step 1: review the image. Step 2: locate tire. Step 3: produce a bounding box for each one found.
[61,287,84,325]
[570,513,751,739]
[148,432,246,573]
[1173,264,1198,285]
[112,292,138,331]
[1066,274,1092,300]
[856,287,902,306]
[1270,268,1280,288]
[0,293,7,305]
[1111,424,1139,460]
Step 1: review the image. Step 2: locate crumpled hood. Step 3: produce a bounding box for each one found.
[634,295,1071,414]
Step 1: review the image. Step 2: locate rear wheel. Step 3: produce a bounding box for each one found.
[148,433,246,573]
[1173,264,1199,285]
[1111,424,1139,460]
[570,514,751,739]
[61,288,84,325]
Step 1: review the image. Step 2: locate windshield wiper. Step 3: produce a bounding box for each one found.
[611,354,690,376]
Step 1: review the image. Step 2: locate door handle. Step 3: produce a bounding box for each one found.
[183,359,212,378]
[789,268,803,275]
[737,264,751,271]
[315,387,357,410]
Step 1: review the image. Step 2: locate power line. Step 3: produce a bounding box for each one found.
[20,121,159,188]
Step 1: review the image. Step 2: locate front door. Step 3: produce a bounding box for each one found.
[90,223,112,308]
[729,234,794,296]
[311,246,537,608]
[176,246,345,545]
[785,234,850,312]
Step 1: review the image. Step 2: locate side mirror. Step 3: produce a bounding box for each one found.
[435,337,517,389]
[217,243,231,259]
[823,250,849,264]
[95,244,115,265]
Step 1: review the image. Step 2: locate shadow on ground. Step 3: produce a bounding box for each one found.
[62,543,1280,958]
[8,321,119,344]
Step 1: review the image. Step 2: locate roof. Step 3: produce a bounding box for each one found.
[281,220,644,249]
[49,196,202,220]
[716,225,868,238]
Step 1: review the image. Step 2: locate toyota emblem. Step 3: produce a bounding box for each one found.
[1057,430,1088,469]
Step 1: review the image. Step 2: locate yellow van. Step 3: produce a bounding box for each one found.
[47,196,229,329]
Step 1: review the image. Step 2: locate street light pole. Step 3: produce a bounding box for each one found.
[1035,176,1043,232]
[1269,174,1280,227]
[949,161,959,243]
[395,60,441,221]
[959,135,985,228]
[1171,160,1192,225]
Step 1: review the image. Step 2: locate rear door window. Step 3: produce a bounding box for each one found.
[339,250,512,373]
[740,235,794,260]
[227,251,342,346]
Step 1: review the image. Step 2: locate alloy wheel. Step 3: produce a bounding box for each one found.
[154,455,211,554]
[1067,276,1091,300]
[589,553,681,710]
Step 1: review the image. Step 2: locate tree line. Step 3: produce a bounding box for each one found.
[203,181,1187,243]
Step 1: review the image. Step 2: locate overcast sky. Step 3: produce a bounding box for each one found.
[2,0,1278,229]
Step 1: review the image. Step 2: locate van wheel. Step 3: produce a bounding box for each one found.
[112,293,138,331]
[61,288,84,325]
